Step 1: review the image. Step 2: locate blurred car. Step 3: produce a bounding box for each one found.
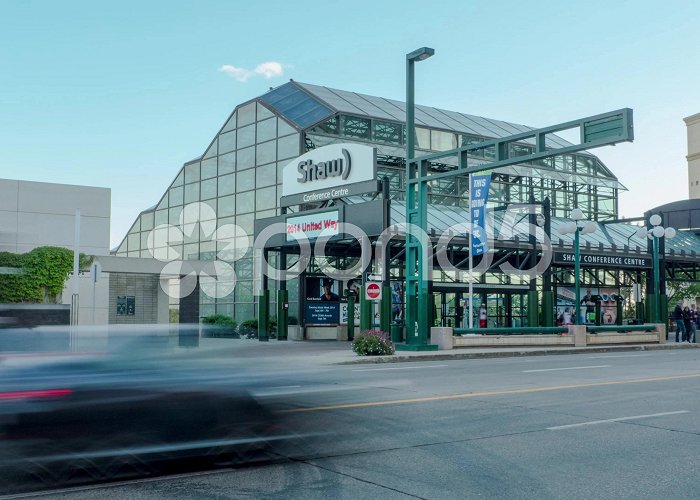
[0,340,284,493]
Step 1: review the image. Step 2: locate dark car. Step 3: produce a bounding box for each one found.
[0,343,281,493]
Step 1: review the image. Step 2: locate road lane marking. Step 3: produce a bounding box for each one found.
[547,411,689,430]
[523,365,610,373]
[352,364,449,372]
[282,372,700,413]
[586,354,653,359]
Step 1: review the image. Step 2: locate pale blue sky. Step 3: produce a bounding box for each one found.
[1,0,699,247]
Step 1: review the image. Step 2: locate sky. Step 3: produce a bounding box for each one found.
[1,0,699,248]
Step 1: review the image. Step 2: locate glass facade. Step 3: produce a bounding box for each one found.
[115,81,630,323]
[116,101,301,320]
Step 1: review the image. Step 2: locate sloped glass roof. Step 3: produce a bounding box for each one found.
[294,81,576,151]
[341,198,700,257]
[259,83,334,129]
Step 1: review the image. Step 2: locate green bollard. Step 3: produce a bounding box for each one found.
[380,286,392,334]
[277,289,288,340]
[257,290,269,342]
[360,286,372,331]
[527,290,538,327]
[541,291,554,327]
[348,295,355,341]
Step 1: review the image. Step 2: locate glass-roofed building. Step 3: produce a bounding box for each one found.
[113,80,699,328]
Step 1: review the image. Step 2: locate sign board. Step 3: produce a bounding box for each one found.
[280,179,381,207]
[365,282,382,301]
[286,210,339,241]
[553,251,652,269]
[116,295,135,316]
[304,302,339,324]
[281,143,377,198]
[340,302,361,325]
[470,174,491,256]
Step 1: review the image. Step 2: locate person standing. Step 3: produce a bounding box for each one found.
[479,303,487,328]
[562,308,572,326]
[673,302,686,343]
[683,306,692,342]
[690,304,698,343]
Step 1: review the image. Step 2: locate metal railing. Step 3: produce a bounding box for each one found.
[586,324,657,333]
[454,326,568,336]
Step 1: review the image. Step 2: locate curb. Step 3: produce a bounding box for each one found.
[335,343,700,365]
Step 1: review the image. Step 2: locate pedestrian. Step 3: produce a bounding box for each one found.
[673,302,686,343]
[479,303,487,328]
[683,306,692,342]
[562,308,572,326]
[690,304,698,343]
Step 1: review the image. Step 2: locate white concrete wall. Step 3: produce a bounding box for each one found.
[0,179,110,255]
[0,178,111,326]
[685,113,700,199]
[61,271,110,326]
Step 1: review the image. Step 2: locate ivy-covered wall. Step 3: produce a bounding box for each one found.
[0,246,92,304]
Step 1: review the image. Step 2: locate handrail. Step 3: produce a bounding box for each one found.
[587,324,657,333]
[454,326,568,336]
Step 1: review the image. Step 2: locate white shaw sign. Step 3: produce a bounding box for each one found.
[281,143,377,198]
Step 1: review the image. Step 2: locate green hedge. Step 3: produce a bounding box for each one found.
[0,247,92,303]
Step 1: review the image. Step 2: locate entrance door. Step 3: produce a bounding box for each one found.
[436,292,462,328]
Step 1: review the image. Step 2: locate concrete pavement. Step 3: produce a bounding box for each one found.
[194,336,700,365]
[3,335,698,368]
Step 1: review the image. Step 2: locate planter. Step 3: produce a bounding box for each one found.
[201,324,238,338]
[288,325,303,341]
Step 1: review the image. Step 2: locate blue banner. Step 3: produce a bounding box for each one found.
[470,174,491,256]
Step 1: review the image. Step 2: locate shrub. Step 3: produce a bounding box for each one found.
[288,315,299,326]
[352,330,394,356]
[201,314,238,338]
[238,319,258,339]
[238,317,279,339]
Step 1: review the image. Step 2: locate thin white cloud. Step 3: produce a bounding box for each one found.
[218,65,254,82]
[254,62,283,78]
[218,61,285,82]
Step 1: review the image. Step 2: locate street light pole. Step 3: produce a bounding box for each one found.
[560,208,596,325]
[637,215,676,323]
[574,225,581,325]
[404,47,434,349]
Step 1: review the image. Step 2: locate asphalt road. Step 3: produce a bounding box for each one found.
[10,348,700,500]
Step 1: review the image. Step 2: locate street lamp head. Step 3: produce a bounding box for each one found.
[558,222,572,235]
[649,214,662,226]
[635,226,648,239]
[652,226,665,238]
[407,47,435,62]
[665,227,677,239]
[570,208,584,221]
[581,221,597,235]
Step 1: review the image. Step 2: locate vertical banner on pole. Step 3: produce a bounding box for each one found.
[470,175,491,256]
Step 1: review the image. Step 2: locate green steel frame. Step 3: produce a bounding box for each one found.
[403,51,633,347]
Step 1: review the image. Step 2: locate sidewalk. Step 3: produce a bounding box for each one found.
[195,337,700,366]
[2,336,698,368]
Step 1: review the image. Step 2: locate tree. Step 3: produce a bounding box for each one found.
[666,281,700,305]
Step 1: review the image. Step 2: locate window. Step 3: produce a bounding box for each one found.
[184,163,200,183]
[373,121,402,145]
[342,116,371,139]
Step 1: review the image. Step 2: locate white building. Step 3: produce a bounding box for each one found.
[685,112,700,199]
[0,178,111,325]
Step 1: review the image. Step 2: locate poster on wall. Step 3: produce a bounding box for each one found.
[339,302,361,325]
[556,287,624,325]
[116,295,135,316]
